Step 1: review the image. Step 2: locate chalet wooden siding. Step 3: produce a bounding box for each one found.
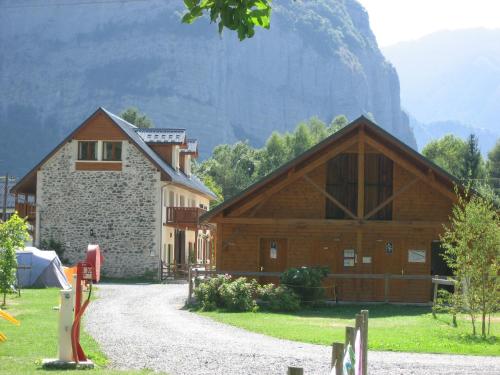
[325,153,358,219]
[73,112,127,140]
[205,117,460,303]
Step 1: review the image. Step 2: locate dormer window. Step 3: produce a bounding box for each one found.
[78,141,97,160]
[102,141,122,161]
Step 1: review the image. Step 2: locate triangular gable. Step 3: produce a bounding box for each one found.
[11,108,217,199]
[202,116,462,221]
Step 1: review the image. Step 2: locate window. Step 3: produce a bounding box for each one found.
[325,153,358,219]
[78,141,97,160]
[179,195,185,207]
[102,141,122,161]
[169,191,175,207]
[364,154,393,220]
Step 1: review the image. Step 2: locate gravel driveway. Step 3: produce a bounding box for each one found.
[86,283,499,375]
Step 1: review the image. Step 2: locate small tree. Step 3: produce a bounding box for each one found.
[0,213,29,306]
[120,107,154,128]
[440,186,499,336]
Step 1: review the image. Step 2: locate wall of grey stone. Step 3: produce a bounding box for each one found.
[37,140,161,279]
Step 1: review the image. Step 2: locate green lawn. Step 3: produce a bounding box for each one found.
[0,288,160,374]
[200,304,499,356]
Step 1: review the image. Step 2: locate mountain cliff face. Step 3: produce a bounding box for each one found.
[0,0,415,177]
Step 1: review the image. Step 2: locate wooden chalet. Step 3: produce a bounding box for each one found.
[202,116,460,303]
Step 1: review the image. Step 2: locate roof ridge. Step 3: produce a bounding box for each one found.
[135,128,186,132]
[100,107,138,129]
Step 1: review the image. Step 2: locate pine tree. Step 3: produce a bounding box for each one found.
[461,134,482,182]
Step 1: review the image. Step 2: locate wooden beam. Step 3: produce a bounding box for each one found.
[357,128,365,218]
[364,136,457,201]
[215,217,446,228]
[363,176,419,220]
[303,174,358,220]
[225,135,358,217]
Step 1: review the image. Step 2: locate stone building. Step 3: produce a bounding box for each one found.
[11,107,216,279]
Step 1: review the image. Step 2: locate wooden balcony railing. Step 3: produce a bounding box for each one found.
[15,202,36,221]
[165,206,206,228]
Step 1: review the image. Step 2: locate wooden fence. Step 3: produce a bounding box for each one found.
[187,267,438,304]
[286,310,369,375]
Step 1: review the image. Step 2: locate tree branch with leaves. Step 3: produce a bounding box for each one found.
[182,0,272,41]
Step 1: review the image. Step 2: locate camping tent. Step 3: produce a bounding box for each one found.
[16,247,70,289]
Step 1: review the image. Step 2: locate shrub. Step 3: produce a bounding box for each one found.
[257,283,300,312]
[193,274,231,311]
[280,266,329,304]
[219,277,258,312]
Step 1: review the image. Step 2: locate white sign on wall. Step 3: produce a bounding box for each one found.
[408,250,426,263]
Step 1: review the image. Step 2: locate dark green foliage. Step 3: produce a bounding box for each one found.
[182,0,272,41]
[196,115,348,201]
[0,213,29,305]
[120,107,154,128]
[257,283,300,312]
[422,133,487,184]
[193,275,302,312]
[40,237,67,265]
[487,139,500,195]
[193,274,230,311]
[461,134,483,182]
[194,275,257,311]
[422,135,468,178]
[280,266,329,304]
[219,277,258,312]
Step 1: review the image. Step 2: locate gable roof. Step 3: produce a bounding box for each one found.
[201,115,463,221]
[11,107,217,200]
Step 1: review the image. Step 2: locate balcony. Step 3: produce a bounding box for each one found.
[15,202,36,222]
[165,206,207,229]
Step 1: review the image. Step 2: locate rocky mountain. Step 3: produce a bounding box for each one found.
[383,28,500,135]
[0,0,415,178]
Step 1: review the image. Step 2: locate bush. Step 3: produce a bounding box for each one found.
[193,274,230,311]
[280,266,329,304]
[257,283,300,312]
[219,277,258,312]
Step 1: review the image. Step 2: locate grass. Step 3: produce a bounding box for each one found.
[0,288,161,374]
[199,304,499,356]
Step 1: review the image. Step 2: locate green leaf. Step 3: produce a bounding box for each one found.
[181,13,197,24]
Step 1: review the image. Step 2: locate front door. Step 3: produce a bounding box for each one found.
[175,230,186,266]
[259,238,287,284]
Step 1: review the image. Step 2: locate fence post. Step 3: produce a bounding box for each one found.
[188,265,193,304]
[432,277,438,318]
[345,326,355,349]
[287,367,303,375]
[331,342,344,375]
[361,310,369,375]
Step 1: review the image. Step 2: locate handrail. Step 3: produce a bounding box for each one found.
[165,206,206,225]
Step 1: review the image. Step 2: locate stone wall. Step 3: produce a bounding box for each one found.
[37,140,161,279]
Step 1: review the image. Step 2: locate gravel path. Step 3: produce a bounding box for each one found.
[86,283,500,375]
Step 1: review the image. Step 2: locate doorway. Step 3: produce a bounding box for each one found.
[175,229,186,266]
[259,238,288,284]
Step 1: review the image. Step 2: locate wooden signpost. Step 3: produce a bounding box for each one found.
[286,309,369,375]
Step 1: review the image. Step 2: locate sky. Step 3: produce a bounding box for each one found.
[357,0,500,46]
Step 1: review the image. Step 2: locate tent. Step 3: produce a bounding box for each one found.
[16,247,70,289]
